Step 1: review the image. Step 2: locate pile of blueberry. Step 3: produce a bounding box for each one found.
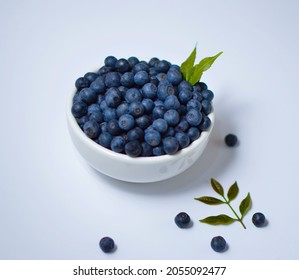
[72,56,214,157]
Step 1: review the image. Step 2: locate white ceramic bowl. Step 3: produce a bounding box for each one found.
[67,91,215,183]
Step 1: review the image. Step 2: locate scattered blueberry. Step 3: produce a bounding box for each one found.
[225,134,238,147]
[99,236,115,253]
[211,236,227,252]
[174,212,191,228]
[252,212,266,227]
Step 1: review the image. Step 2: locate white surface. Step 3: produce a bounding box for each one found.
[0,0,299,260]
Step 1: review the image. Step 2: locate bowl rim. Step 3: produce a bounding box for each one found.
[67,90,215,164]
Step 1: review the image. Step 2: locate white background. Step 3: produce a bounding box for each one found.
[0,0,299,260]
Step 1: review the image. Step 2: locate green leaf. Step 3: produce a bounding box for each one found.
[239,192,252,218]
[188,51,223,85]
[210,178,224,197]
[180,45,197,79]
[200,214,236,225]
[194,196,225,205]
[227,181,239,202]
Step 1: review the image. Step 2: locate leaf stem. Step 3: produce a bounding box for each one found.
[223,196,246,229]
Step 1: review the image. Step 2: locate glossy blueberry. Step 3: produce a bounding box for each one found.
[99,100,108,111]
[90,77,106,94]
[105,72,121,88]
[152,118,168,134]
[128,56,139,67]
[157,83,175,101]
[152,106,166,120]
[154,99,164,107]
[198,82,208,91]
[125,140,142,157]
[211,236,227,252]
[141,98,154,113]
[141,142,153,156]
[156,60,171,73]
[83,120,100,139]
[103,108,116,122]
[125,88,142,103]
[116,102,129,117]
[164,95,180,110]
[175,119,189,132]
[98,66,113,76]
[72,101,88,118]
[118,114,135,131]
[169,64,180,71]
[135,115,151,129]
[198,116,211,131]
[192,91,203,102]
[89,112,103,123]
[110,136,126,153]
[107,119,121,136]
[84,72,99,83]
[115,58,130,73]
[98,132,112,148]
[187,127,200,141]
[87,104,101,115]
[178,80,192,92]
[186,99,202,111]
[186,109,202,126]
[129,102,145,118]
[163,136,179,155]
[144,130,161,147]
[175,132,190,149]
[148,57,159,67]
[152,146,165,156]
[164,109,180,126]
[127,127,144,141]
[104,56,117,68]
[225,134,238,147]
[178,89,193,104]
[142,83,157,99]
[75,77,90,90]
[134,71,149,86]
[99,237,115,253]
[120,72,134,87]
[80,88,97,105]
[73,92,82,103]
[167,69,182,85]
[99,122,108,133]
[156,73,168,82]
[252,212,266,227]
[149,67,157,76]
[201,99,212,115]
[174,212,191,228]
[193,83,202,92]
[105,88,121,108]
[202,89,214,101]
[76,115,89,128]
[132,63,149,74]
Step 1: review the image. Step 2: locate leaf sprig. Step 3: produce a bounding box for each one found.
[194,178,252,229]
[180,45,223,86]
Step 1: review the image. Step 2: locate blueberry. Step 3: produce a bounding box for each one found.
[125,88,142,103]
[134,71,149,86]
[156,60,171,73]
[201,99,212,114]
[211,236,227,252]
[175,132,190,149]
[198,116,211,131]
[152,118,168,134]
[104,56,117,68]
[141,98,155,113]
[72,101,88,118]
[169,64,181,71]
[178,80,192,92]
[187,127,201,141]
[186,109,202,126]
[128,56,139,67]
[149,67,157,76]
[163,136,179,155]
[116,102,129,118]
[99,122,108,133]
[174,212,191,228]
[89,112,103,123]
[127,127,144,141]
[157,83,175,101]
[76,115,89,128]
[87,104,101,115]
[115,58,130,73]
[73,92,82,103]
[164,95,180,110]
[167,69,182,85]
[192,91,203,102]
[164,109,180,126]
[103,108,116,122]
[75,77,90,90]
[202,89,214,101]
[198,82,208,91]
[84,72,99,83]
[107,119,121,136]
[125,140,142,157]
[186,99,202,111]
[120,72,134,87]
[110,136,126,153]
[142,83,157,99]
[129,101,145,118]
[118,86,128,99]
[105,88,121,108]
[133,62,149,74]
[252,212,266,227]
[98,132,112,148]
[83,120,100,139]
[148,57,159,67]
[80,88,97,104]
[118,114,135,131]
[98,66,113,76]
[90,77,106,94]
[141,142,153,156]
[178,89,193,104]
[164,126,175,137]
[175,119,189,132]
[156,73,168,82]
[225,134,238,147]
[100,100,108,111]
[105,72,121,88]
[144,130,161,147]
[152,146,165,156]
[99,237,115,253]
[135,115,151,129]
[152,105,166,120]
